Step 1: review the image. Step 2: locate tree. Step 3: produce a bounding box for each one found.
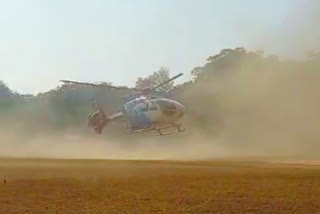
[0,81,17,111]
[0,81,13,97]
[191,67,203,79]
[135,67,175,91]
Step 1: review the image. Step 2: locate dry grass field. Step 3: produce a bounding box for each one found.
[0,158,320,214]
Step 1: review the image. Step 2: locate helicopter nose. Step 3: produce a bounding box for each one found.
[177,106,184,118]
[178,109,184,118]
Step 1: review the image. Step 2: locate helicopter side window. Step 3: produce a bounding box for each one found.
[155,100,176,110]
[149,101,158,111]
[123,101,136,112]
[135,102,148,112]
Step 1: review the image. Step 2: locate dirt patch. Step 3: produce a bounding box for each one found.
[0,158,319,214]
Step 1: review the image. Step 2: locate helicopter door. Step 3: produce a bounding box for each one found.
[129,102,151,127]
[146,101,161,122]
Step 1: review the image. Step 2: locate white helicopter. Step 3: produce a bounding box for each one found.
[60,73,186,135]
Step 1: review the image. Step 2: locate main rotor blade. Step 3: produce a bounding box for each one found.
[60,80,133,90]
[60,80,100,86]
[151,73,183,91]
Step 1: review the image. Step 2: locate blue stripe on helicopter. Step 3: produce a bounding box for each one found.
[126,111,152,127]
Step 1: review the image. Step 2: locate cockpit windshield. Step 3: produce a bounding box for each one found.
[149,101,158,111]
[123,98,148,113]
[134,102,148,112]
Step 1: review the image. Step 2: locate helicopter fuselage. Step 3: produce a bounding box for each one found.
[88,96,185,135]
[122,97,184,127]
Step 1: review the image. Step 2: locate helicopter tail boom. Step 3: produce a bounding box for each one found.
[88,110,124,134]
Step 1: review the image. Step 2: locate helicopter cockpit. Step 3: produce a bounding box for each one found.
[135,101,158,112]
[154,99,177,110]
[123,97,146,112]
[123,97,159,113]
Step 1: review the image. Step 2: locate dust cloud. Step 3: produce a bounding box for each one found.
[214,64,320,159]
[1,1,320,161]
[211,0,320,159]
[0,120,232,160]
[2,65,320,162]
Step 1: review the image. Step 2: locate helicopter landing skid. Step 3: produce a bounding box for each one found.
[126,123,185,136]
[155,124,185,136]
[126,125,155,134]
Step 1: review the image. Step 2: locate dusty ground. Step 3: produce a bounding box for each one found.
[0,158,320,214]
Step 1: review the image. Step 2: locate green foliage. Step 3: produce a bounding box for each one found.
[135,67,174,91]
[0,81,17,112]
[0,81,12,97]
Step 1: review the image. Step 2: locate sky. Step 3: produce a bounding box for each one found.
[0,0,318,94]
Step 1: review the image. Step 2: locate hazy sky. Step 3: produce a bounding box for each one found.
[0,0,317,94]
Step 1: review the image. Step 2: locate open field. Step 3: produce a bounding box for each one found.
[0,158,320,214]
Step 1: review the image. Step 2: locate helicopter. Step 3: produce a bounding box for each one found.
[60,73,186,136]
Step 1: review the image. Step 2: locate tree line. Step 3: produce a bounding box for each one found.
[1,47,320,137]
